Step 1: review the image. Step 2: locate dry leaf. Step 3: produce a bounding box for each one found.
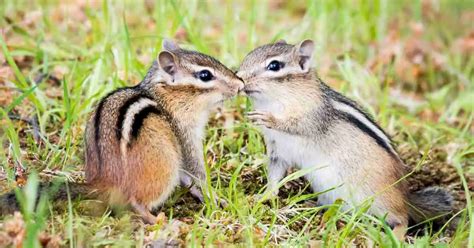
[453,31,474,54]
[4,212,25,248]
[0,231,12,247]
[156,212,167,225]
[38,232,62,248]
[174,27,188,42]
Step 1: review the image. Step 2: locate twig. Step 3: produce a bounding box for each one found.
[34,73,61,86]
[7,113,42,144]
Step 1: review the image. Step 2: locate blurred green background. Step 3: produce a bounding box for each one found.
[0,0,472,246]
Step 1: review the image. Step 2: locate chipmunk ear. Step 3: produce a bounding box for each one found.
[162,39,180,51]
[295,39,314,72]
[158,51,177,77]
[275,39,287,44]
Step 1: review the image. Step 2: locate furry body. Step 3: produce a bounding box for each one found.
[237,40,453,237]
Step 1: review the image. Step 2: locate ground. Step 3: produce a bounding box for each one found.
[0,0,473,247]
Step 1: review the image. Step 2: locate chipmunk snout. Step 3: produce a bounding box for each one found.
[235,71,248,88]
[222,78,244,97]
[236,78,245,92]
[236,71,244,81]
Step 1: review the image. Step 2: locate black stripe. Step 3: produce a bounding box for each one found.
[323,84,394,150]
[116,94,148,139]
[94,92,114,166]
[94,88,131,167]
[129,106,162,141]
[94,100,105,151]
[339,112,394,155]
[331,93,392,143]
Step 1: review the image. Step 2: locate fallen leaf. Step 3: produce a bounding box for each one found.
[453,30,474,54]
[156,212,167,225]
[4,212,25,248]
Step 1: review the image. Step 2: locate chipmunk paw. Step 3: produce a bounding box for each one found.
[247,111,277,129]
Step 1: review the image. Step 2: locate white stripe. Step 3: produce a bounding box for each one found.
[120,98,157,156]
[331,99,393,151]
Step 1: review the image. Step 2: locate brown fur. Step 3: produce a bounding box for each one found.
[85,89,136,187]
[238,40,453,239]
[82,42,243,223]
[119,115,180,207]
[0,41,243,223]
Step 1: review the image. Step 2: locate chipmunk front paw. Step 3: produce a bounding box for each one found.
[247,111,277,129]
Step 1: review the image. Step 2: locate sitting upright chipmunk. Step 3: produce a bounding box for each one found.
[83,40,243,223]
[237,39,453,238]
[0,40,243,224]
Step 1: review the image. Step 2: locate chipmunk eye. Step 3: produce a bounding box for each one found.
[267,60,283,71]
[197,69,213,82]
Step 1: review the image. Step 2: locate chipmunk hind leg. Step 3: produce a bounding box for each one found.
[390,220,408,241]
[130,198,158,224]
[369,190,409,241]
[123,116,181,222]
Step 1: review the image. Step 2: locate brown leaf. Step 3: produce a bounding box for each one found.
[309,240,323,248]
[14,166,27,187]
[0,66,14,84]
[253,226,265,240]
[0,231,13,247]
[4,212,25,248]
[155,211,167,225]
[38,232,62,248]
[174,27,188,42]
[453,30,474,54]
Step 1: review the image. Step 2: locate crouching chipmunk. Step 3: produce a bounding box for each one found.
[237,39,453,238]
[0,40,243,224]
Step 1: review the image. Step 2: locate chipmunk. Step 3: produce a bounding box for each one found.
[237,39,453,238]
[0,40,243,224]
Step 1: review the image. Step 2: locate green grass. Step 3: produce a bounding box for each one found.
[1,0,473,246]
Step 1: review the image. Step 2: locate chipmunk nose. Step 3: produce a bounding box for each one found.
[236,71,246,80]
[237,79,245,92]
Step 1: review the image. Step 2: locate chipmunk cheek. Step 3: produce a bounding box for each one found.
[213,81,234,98]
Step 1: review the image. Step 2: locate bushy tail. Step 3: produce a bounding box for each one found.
[407,186,454,224]
[0,182,97,216]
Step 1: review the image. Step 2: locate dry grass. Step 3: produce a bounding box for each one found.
[0,0,473,246]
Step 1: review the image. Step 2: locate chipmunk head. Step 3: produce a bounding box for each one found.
[237,39,316,108]
[149,39,243,108]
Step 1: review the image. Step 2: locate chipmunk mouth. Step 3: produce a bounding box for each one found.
[243,89,261,95]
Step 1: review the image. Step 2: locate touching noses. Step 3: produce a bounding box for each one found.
[236,79,245,92]
[235,71,246,90]
[236,71,243,79]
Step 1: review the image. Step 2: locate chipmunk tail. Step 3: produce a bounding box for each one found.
[0,182,98,216]
[407,186,454,224]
